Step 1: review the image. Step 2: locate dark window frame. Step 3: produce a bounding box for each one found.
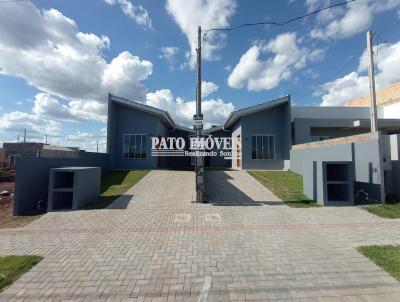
[123,134,147,159]
[251,134,275,160]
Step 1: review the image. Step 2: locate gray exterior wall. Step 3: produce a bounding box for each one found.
[205,129,231,168]
[291,106,371,121]
[231,102,291,170]
[293,118,370,145]
[14,152,109,215]
[108,102,170,170]
[48,167,101,211]
[165,129,193,170]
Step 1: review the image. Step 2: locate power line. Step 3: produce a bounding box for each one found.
[370,19,400,57]
[375,20,400,35]
[0,0,31,3]
[203,0,357,39]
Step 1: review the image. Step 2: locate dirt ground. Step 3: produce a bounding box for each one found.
[0,181,41,229]
[0,181,14,218]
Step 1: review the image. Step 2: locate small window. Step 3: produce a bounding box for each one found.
[251,135,275,160]
[123,134,147,159]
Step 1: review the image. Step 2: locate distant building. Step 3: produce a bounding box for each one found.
[0,148,5,163]
[345,82,400,119]
[3,142,79,167]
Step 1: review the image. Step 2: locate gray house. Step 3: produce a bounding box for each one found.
[107,94,193,170]
[107,94,400,171]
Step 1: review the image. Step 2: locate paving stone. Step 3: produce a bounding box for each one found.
[0,170,400,301]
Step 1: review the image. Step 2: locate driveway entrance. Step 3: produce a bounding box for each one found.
[0,170,400,301]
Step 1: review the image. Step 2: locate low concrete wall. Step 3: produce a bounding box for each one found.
[290,132,384,205]
[14,152,110,215]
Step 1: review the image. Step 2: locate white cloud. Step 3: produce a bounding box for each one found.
[31,93,107,122]
[33,93,81,121]
[144,89,234,128]
[165,0,237,69]
[319,40,400,106]
[310,0,400,40]
[224,65,232,72]
[228,32,325,91]
[159,46,179,69]
[0,2,153,122]
[201,81,218,97]
[159,46,179,61]
[103,0,152,28]
[0,111,60,135]
[44,131,107,152]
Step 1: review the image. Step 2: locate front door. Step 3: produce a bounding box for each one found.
[236,135,241,169]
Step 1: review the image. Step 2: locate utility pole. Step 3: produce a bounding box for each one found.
[196,26,202,120]
[45,134,48,144]
[17,135,20,143]
[367,30,378,133]
[96,140,99,153]
[194,25,205,203]
[23,128,26,143]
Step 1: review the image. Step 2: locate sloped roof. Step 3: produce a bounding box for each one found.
[223,95,290,129]
[109,93,291,132]
[109,94,176,128]
[175,124,195,134]
[202,126,224,134]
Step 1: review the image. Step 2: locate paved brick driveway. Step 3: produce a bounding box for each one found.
[1,170,400,301]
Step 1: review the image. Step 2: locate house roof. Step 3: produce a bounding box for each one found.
[109,94,176,129]
[202,126,224,134]
[43,145,78,152]
[174,124,195,134]
[109,93,291,132]
[223,95,290,129]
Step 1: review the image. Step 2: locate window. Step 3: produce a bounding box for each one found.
[123,134,147,159]
[251,135,275,160]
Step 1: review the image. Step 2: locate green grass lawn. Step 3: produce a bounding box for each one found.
[84,170,149,209]
[358,245,400,280]
[363,204,400,219]
[363,196,400,219]
[248,171,318,208]
[0,255,42,292]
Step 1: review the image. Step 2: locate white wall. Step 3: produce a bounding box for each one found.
[381,102,400,119]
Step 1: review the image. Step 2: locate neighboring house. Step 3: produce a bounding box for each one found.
[3,142,79,167]
[345,82,400,107]
[0,148,5,163]
[345,82,400,119]
[107,94,400,170]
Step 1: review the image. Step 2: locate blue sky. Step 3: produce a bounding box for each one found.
[0,0,400,151]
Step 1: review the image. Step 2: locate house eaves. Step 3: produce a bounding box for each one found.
[109,94,176,129]
[174,124,195,134]
[203,126,224,135]
[224,95,290,129]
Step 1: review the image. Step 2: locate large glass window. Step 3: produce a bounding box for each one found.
[123,134,147,159]
[251,135,275,160]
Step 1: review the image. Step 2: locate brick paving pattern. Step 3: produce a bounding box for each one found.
[0,170,400,301]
